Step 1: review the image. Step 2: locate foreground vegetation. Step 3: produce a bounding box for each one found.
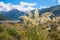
[0,9,60,40]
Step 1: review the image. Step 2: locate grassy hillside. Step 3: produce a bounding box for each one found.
[0,14,11,20]
[0,14,7,20]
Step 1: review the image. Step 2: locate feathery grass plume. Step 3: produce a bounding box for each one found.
[27,11,33,19]
[52,15,60,28]
[34,9,39,19]
[41,12,54,17]
[55,15,60,23]
[53,15,60,30]
[19,9,40,26]
[32,9,40,26]
[19,15,29,25]
[26,11,35,26]
[40,12,54,24]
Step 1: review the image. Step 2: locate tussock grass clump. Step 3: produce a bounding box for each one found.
[20,9,60,40]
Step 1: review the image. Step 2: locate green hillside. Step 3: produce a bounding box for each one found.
[0,14,7,20]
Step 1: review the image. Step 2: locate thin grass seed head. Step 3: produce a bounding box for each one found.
[34,9,39,19]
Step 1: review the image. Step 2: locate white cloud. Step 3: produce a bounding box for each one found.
[39,6,50,9]
[0,2,11,11]
[0,2,36,12]
[20,2,36,7]
[58,0,60,4]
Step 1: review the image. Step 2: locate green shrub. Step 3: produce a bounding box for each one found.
[7,28,21,40]
[0,26,4,32]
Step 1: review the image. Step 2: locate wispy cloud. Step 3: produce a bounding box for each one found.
[39,6,50,9]
[0,2,36,11]
[20,2,36,7]
[57,0,60,4]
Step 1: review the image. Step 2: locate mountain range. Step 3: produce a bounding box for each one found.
[0,5,60,20]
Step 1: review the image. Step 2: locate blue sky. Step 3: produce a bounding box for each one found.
[0,0,58,7]
[0,0,60,11]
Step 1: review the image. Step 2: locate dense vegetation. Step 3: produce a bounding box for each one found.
[0,14,7,20]
[0,9,60,40]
